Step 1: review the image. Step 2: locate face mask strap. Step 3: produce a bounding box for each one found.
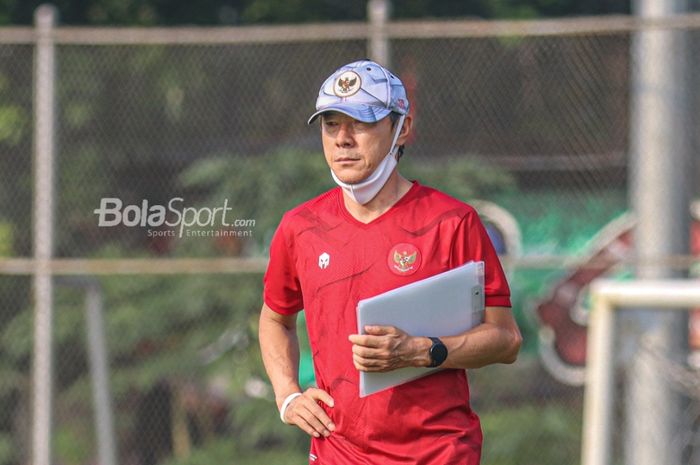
[389,113,406,159]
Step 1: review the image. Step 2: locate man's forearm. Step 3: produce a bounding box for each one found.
[259,310,303,408]
[439,321,521,369]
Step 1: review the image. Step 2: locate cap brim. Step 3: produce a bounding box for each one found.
[307,104,392,125]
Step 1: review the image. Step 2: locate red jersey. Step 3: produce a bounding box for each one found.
[264,181,511,465]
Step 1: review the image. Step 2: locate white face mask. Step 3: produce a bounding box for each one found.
[331,114,405,205]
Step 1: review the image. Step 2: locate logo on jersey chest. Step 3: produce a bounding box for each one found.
[387,243,421,276]
[318,252,330,269]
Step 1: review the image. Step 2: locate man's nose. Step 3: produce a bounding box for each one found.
[335,123,355,147]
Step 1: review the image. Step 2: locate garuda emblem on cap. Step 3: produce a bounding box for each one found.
[388,243,421,276]
[334,71,361,97]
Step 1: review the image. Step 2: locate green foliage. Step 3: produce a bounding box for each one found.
[162,435,308,465]
[403,155,516,201]
[1,301,31,362]
[101,273,265,392]
[0,359,22,398]
[0,435,13,465]
[179,149,334,251]
[0,104,27,146]
[239,0,364,24]
[481,404,582,465]
[0,0,630,26]
[55,425,93,465]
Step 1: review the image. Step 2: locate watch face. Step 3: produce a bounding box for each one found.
[430,341,448,366]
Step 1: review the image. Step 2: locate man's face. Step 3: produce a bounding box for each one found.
[320,112,396,185]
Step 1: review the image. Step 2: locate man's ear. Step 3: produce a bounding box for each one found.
[396,114,413,145]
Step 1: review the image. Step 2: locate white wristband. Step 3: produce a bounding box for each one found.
[279,392,303,424]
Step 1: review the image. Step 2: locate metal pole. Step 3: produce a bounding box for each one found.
[367,0,391,68]
[627,1,691,464]
[583,280,700,465]
[581,295,615,465]
[31,5,57,465]
[85,282,118,465]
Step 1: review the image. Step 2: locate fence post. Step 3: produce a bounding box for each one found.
[367,0,391,68]
[581,293,616,465]
[85,281,118,465]
[627,0,691,464]
[31,5,57,465]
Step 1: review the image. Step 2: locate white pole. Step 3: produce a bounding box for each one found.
[85,282,118,465]
[367,0,391,68]
[31,5,57,465]
[628,1,690,463]
[583,280,700,465]
[581,295,615,465]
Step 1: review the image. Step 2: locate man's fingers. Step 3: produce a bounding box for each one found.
[348,334,384,348]
[287,389,336,437]
[363,325,395,335]
[294,415,322,438]
[353,353,381,366]
[353,353,387,371]
[289,404,326,437]
[304,388,335,427]
[352,345,390,359]
[353,354,369,370]
[308,387,335,409]
[300,403,332,437]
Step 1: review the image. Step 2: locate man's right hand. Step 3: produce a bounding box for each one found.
[282,388,336,438]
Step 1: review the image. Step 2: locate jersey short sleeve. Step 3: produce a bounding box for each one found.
[263,218,304,315]
[450,209,512,308]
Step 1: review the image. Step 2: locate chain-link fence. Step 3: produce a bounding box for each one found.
[620,330,700,464]
[0,10,699,465]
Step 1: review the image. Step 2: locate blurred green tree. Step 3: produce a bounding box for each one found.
[1,0,630,26]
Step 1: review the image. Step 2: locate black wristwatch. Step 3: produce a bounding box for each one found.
[428,337,448,367]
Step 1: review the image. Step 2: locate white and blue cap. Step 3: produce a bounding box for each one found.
[307,59,410,124]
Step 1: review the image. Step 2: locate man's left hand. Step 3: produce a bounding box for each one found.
[348,326,430,372]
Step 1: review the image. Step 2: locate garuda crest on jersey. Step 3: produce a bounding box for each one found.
[387,243,421,276]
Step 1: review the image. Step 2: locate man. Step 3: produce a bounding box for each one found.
[259,59,522,464]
